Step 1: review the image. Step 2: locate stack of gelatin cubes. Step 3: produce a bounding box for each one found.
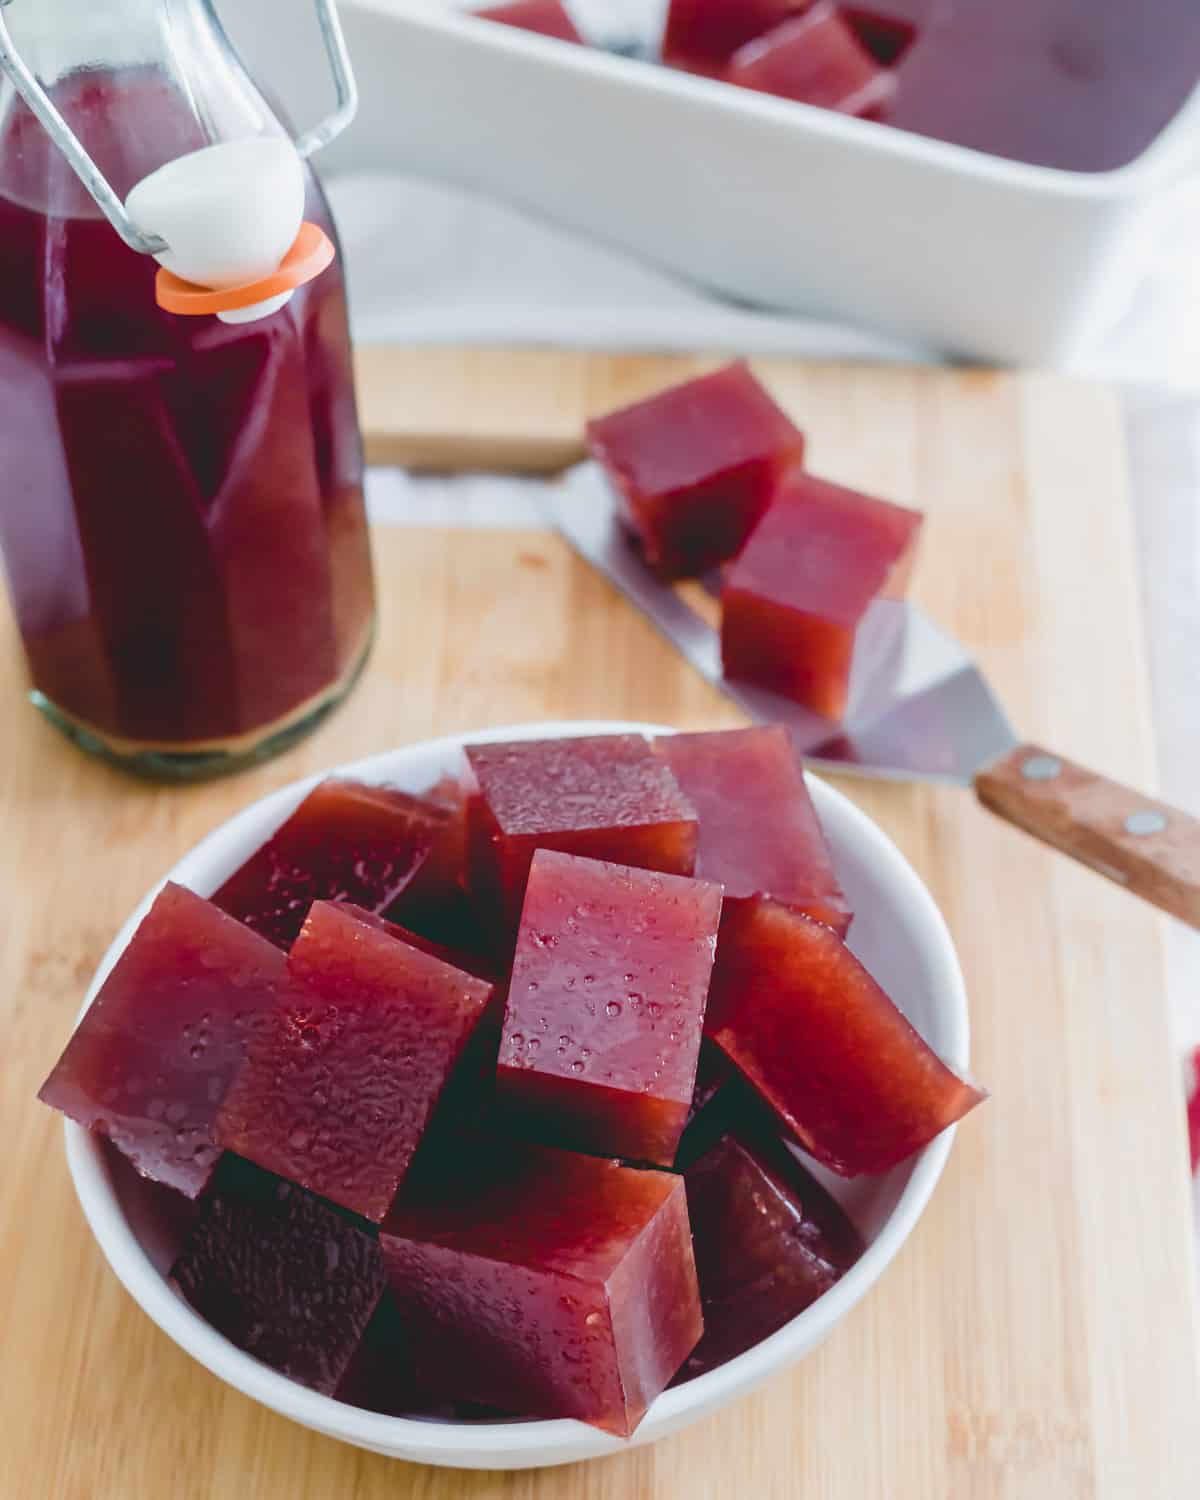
[40,727,984,1435]
[587,360,925,723]
[475,0,912,118]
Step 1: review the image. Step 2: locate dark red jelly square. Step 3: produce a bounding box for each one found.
[655,725,851,934]
[466,734,698,932]
[385,774,478,945]
[171,1156,385,1396]
[211,778,449,950]
[706,897,985,1174]
[721,472,923,720]
[497,850,722,1166]
[726,4,897,118]
[216,902,494,1222]
[662,0,805,76]
[331,905,507,1149]
[38,882,286,1197]
[676,1125,861,1380]
[842,4,917,65]
[585,362,805,579]
[380,1144,701,1435]
[476,0,584,43]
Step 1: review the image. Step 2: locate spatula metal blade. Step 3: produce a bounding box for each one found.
[550,463,1017,785]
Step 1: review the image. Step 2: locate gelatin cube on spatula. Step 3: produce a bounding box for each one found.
[211,778,449,949]
[497,849,722,1165]
[676,1125,862,1379]
[662,0,806,75]
[726,3,898,118]
[465,734,698,933]
[380,1144,702,1435]
[721,471,923,720]
[216,901,494,1222]
[706,897,985,1174]
[475,0,584,42]
[171,1155,385,1396]
[655,725,851,933]
[585,361,805,578]
[38,882,287,1197]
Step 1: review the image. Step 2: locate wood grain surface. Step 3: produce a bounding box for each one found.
[2,352,1198,1499]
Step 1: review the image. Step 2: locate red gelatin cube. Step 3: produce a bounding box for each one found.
[721,472,923,720]
[655,725,851,934]
[386,774,477,944]
[476,0,584,43]
[1188,1047,1199,1174]
[466,734,698,931]
[585,362,805,579]
[662,0,806,76]
[380,1145,702,1435]
[332,904,507,1146]
[706,898,985,1174]
[726,4,897,118]
[171,1156,385,1396]
[216,902,494,1221]
[842,4,917,65]
[498,850,722,1166]
[677,1126,861,1379]
[211,778,448,950]
[38,882,286,1197]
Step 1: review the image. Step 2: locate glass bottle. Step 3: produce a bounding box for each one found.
[0,0,375,777]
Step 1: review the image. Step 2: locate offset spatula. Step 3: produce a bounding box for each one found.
[550,462,1200,929]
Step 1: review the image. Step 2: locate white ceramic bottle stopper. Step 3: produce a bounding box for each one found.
[125,137,324,325]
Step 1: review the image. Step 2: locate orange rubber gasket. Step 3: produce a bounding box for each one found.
[155,221,335,315]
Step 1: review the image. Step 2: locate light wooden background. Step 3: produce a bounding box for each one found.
[2,353,1198,1499]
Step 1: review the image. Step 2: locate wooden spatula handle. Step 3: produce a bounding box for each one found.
[974,744,1200,928]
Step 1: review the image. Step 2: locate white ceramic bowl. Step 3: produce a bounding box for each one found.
[63,720,971,1470]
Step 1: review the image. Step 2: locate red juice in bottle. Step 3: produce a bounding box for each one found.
[0,59,374,773]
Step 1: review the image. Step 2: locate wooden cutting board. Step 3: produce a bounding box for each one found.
[2,350,1197,1500]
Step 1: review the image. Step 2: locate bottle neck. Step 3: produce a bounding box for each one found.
[0,0,280,212]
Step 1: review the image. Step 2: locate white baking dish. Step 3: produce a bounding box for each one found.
[229,0,1200,364]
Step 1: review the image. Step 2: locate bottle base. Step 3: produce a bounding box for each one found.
[31,624,375,783]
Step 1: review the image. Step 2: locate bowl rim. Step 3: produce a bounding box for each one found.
[63,718,970,1464]
[358,0,1200,200]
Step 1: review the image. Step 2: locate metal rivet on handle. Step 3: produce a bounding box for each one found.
[1021,754,1063,782]
[1124,809,1168,837]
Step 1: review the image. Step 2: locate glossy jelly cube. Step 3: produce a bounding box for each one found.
[171,1156,385,1395]
[216,901,494,1222]
[585,362,805,579]
[497,850,722,1165]
[677,1125,861,1379]
[721,472,923,720]
[662,0,805,75]
[332,905,507,1149]
[335,1291,447,1418]
[655,725,851,934]
[380,1144,702,1435]
[842,4,917,64]
[466,734,698,932]
[38,882,286,1197]
[386,773,477,945]
[1188,1047,1199,1174]
[726,4,897,118]
[706,898,985,1174]
[476,0,584,43]
[211,778,449,950]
